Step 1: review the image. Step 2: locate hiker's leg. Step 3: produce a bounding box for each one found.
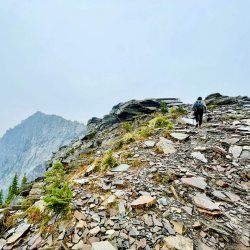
[194,112,199,127]
[199,110,204,126]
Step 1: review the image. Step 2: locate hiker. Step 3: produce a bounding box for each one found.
[192,97,207,127]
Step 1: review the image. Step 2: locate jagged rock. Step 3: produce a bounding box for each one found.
[229,145,243,158]
[74,211,86,221]
[92,241,116,250]
[144,140,156,148]
[110,164,130,172]
[164,235,193,250]
[87,117,102,131]
[0,239,6,250]
[170,132,189,141]
[131,196,156,209]
[181,177,207,190]
[74,178,89,185]
[6,223,30,245]
[156,137,176,154]
[191,152,208,163]
[33,200,46,213]
[72,240,88,250]
[240,150,250,160]
[180,117,194,126]
[89,226,101,235]
[193,193,221,213]
[205,93,243,105]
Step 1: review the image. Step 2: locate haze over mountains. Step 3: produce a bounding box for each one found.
[0,111,86,195]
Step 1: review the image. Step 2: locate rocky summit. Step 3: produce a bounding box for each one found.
[0,93,250,250]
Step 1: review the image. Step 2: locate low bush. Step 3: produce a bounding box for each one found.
[136,126,153,139]
[26,206,42,224]
[149,116,174,129]
[102,151,118,171]
[122,122,133,132]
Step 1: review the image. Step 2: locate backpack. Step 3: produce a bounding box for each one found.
[193,100,204,112]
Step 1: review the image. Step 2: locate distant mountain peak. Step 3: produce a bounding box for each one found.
[0,113,87,195]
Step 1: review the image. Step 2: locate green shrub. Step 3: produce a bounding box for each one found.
[102,151,118,171]
[122,122,133,132]
[44,182,72,212]
[169,106,177,114]
[149,116,173,129]
[45,162,66,191]
[136,126,153,139]
[122,132,137,144]
[160,101,168,114]
[177,106,188,115]
[44,162,72,212]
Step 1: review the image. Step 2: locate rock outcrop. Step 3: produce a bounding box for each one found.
[87,98,182,130]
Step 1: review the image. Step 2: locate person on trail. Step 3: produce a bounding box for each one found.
[192,97,207,128]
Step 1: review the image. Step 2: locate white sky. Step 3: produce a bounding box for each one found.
[0,1,249,136]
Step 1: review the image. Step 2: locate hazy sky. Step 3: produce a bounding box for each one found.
[0,1,249,136]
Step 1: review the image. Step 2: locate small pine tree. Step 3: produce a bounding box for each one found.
[21,173,28,187]
[160,101,168,115]
[5,173,19,205]
[44,162,72,212]
[45,162,66,191]
[0,189,3,207]
[12,173,19,195]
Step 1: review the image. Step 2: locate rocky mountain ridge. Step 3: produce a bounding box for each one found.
[0,94,250,250]
[0,111,86,196]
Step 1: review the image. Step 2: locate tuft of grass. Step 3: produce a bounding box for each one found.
[136,126,153,139]
[122,122,133,132]
[102,151,118,171]
[177,106,188,115]
[122,132,137,144]
[149,116,174,129]
[155,145,164,154]
[129,159,143,168]
[26,206,42,224]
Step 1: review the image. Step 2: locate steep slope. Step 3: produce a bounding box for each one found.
[0,111,86,195]
[0,95,249,250]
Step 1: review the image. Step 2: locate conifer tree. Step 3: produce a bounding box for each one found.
[0,189,3,207]
[21,173,28,187]
[44,162,72,212]
[11,173,19,195]
[5,173,19,205]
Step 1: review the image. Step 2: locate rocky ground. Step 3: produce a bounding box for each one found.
[0,94,249,250]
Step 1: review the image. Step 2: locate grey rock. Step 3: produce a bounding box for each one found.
[164,235,193,250]
[229,145,243,158]
[191,152,208,163]
[92,241,116,250]
[144,140,156,148]
[170,132,189,141]
[181,177,207,190]
[0,239,6,250]
[156,137,176,154]
[74,178,89,185]
[111,164,130,172]
[193,193,221,211]
[6,223,30,244]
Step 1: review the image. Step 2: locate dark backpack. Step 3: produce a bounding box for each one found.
[193,100,204,112]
